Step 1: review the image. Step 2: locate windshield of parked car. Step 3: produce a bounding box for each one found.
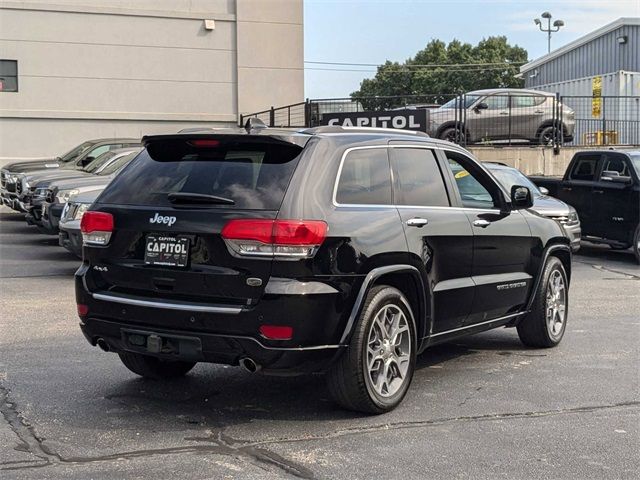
[83,151,118,173]
[487,166,542,198]
[439,95,480,110]
[59,141,94,162]
[96,151,138,176]
[629,154,640,176]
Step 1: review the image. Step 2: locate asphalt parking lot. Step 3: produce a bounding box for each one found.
[1,205,638,480]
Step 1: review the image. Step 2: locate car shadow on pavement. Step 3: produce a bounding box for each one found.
[574,243,638,266]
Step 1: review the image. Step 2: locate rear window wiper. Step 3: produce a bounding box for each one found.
[167,192,235,205]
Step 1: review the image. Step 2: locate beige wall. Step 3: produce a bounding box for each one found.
[0,0,303,160]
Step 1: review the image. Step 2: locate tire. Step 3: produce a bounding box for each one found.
[118,352,196,379]
[537,125,558,146]
[517,256,568,348]
[633,226,640,265]
[438,127,464,144]
[327,285,416,414]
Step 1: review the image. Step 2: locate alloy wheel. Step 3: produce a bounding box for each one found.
[546,269,566,338]
[366,304,411,397]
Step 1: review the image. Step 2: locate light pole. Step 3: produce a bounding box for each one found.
[534,12,564,53]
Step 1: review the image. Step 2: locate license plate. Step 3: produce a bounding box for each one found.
[144,235,189,267]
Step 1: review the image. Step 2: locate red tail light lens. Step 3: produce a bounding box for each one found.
[80,211,114,246]
[259,325,293,340]
[221,219,327,258]
[77,303,89,317]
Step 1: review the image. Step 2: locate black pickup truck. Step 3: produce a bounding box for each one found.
[530,149,640,263]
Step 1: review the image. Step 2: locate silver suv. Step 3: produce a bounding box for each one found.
[428,88,575,145]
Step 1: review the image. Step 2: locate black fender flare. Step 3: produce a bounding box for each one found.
[523,242,572,314]
[338,265,428,347]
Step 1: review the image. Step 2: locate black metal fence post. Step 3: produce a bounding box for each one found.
[602,97,607,144]
[269,106,275,127]
[304,98,311,127]
[239,113,244,127]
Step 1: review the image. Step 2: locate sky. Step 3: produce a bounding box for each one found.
[303,0,640,98]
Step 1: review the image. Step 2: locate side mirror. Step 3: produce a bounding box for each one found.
[539,186,549,196]
[474,102,488,112]
[511,185,533,209]
[601,171,632,184]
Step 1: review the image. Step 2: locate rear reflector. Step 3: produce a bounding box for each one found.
[77,303,89,317]
[80,211,114,246]
[221,219,327,258]
[259,325,293,340]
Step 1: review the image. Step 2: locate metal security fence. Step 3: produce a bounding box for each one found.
[560,96,640,146]
[241,93,640,148]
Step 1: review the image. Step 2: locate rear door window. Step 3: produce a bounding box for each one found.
[335,148,392,205]
[570,155,600,181]
[391,148,449,206]
[98,141,302,210]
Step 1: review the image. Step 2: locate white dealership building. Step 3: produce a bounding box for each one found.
[0,0,304,161]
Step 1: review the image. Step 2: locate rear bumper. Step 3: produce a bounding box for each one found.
[75,267,360,374]
[79,317,345,375]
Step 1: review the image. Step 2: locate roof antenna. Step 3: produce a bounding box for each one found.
[244,117,267,133]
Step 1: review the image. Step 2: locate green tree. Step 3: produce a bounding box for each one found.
[352,36,527,110]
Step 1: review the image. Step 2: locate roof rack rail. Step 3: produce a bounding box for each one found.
[302,126,430,137]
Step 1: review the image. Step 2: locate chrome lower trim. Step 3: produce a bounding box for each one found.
[264,277,339,295]
[206,333,346,351]
[91,291,243,314]
[429,311,526,338]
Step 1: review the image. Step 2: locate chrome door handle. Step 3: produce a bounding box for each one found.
[406,218,428,227]
[499,111,509,115]
[534,110,545,114]
[473,219,491,228]
[593,189,604,194]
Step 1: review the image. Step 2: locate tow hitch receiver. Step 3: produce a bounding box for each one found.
[121,329,203,360]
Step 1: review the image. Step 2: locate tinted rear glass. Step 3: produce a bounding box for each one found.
[98,142,302,210]
[336,148,392,205]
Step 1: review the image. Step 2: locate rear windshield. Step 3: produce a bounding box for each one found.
[98,142,303,210]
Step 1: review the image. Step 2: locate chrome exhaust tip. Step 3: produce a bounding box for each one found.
[239,357,261,373]
[96,338,110,352]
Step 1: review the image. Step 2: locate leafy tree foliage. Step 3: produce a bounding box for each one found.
[352,37,528,110]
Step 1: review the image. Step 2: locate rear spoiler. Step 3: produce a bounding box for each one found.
[141,133,308,162]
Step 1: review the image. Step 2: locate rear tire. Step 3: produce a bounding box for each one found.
[327,285,416,414]
[517,256,568,348]
[439,127,465,144]
[633,226,640,265]
[118,352,196,379]
[537,125,558,146]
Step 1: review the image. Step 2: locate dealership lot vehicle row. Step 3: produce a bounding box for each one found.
[1,206,638,478]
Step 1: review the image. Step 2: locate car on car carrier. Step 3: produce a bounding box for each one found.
[75,121,572,414]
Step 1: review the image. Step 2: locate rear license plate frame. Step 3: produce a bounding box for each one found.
[144,234,190,268]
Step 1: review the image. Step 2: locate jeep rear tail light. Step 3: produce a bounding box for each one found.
[221,219,327,258]
[81,211,114,246]
[77,303,89,317]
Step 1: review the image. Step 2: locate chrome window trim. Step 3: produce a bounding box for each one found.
[332,143,506,210]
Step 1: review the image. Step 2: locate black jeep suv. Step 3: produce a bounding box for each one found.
[75,124,572,414]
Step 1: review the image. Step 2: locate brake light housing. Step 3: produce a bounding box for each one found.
[80,211,114,246]
[221,219,327,259]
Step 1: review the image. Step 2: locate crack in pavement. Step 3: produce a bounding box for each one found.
[2,376,637,478]
[574,260,640,280]
[0,382,316,478]
[227,400,640,448]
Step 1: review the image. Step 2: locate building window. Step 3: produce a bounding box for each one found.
[0,60,18,92]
